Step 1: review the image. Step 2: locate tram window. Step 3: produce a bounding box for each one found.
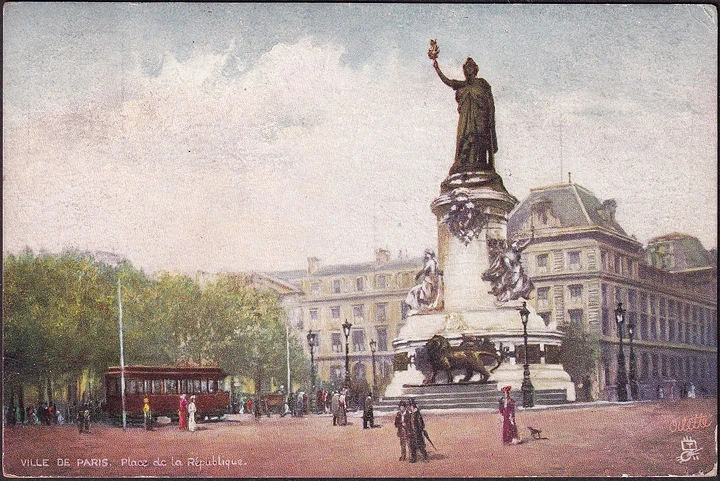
[143,380,151,394]
[201,379,208,393]
[127,379,139,394]
[108,379,118,396]
[208,379,216,393]
[218,379,225,391]
[153,379,163,394]
[180,379,189,394]
[165,379,177,394]
[193,379,201,393]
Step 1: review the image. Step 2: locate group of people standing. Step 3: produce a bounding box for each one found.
[178,394,197,432]
[330,388,349,426]
[394,398,429,463]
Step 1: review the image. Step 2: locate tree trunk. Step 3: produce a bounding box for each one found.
[18,384,25,424]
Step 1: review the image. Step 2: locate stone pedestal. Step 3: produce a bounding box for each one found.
[385,170,575,403]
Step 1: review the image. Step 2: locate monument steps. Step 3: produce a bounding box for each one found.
[374,382,568,412]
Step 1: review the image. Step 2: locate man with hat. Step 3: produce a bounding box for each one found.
[499,386,520,444]
[393,400,410,461]
[408,398,429,462]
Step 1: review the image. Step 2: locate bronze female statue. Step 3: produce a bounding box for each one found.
[430,41,498,174]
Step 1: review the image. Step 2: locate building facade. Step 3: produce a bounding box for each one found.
[507,182,717,400]
[270,249,423,395]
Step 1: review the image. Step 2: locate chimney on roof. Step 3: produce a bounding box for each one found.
[375,248,391,264]
[601,199,617,223]
[307,257,321,275]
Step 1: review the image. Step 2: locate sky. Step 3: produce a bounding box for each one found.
[3,3,717,275]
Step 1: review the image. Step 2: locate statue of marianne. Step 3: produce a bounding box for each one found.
[430,41,498,175]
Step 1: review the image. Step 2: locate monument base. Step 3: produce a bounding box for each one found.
[385,303,576,402]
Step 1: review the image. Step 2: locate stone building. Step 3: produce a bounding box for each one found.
[507,181,717,400]
[270,249,423,394]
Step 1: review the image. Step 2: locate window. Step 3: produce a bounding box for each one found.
[376,275,388,289]
[650,317,657,340]
[310,281,321,295]
[568,284,583,302]
[376,303,387,322]
[330,365,344,385]
[352,329,365,352]
[640,314,648,340]
[536,254,548,273]
[600,250,607,271]
[353,304,364,320]
[614,254,620,273]
[165,379,177,394]
[356,277,364,291]
[330,306,341,319]
[539,312,551,327]
[602,308,610,336]
[569,309,583,325]
[333,279,341,294]
[537,287,550,309]
[152,379,163,394]
[376,327,388,352]
[309,309,319,321]
[331,332,343,353]
[567,251,581,270]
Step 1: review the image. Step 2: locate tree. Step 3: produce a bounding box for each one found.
[559,321,600,401]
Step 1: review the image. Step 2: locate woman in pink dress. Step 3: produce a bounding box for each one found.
[178,394,188,430]
[499,386,520,445]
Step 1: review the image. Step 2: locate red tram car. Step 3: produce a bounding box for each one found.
[104,366,229,422]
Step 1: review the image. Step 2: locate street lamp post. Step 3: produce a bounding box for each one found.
[342,320,352,388]
[615,302,629,402]
[627,314,639,401]
[306,330,317,407]
[369,339,377,398]
[519,302,534,408]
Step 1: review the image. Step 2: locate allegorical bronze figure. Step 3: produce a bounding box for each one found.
[429,39,497,174]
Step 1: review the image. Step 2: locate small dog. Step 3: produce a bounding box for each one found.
[527,426,547,440]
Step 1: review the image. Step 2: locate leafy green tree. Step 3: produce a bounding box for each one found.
[559,320,600,401]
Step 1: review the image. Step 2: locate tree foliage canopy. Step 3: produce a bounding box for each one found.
[3,249,305,399]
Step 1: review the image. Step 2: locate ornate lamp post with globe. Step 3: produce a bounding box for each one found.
[342,320,352,388]
[615,302,629,402]
[519,302,535,408]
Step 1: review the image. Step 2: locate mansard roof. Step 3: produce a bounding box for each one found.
[646,232,716,272]
[271,256,423,280]
[508,182,630,240]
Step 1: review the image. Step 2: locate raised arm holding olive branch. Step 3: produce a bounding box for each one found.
[429,40,498,174]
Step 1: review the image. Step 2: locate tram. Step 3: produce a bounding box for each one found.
[104,365,230,422]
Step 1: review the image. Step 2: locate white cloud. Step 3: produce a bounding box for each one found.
[4,33,717,274]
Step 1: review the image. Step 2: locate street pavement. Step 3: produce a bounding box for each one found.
[3,397,716,477]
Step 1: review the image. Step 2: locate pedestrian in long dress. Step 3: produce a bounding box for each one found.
[143,397,153,431]
[187,395,197,432]
[499,385,520,445]
[178,394,188,430]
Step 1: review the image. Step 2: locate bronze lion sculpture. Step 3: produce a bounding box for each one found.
[423,334,502,384]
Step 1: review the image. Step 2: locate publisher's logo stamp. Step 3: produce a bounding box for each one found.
[676,436,703,463]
